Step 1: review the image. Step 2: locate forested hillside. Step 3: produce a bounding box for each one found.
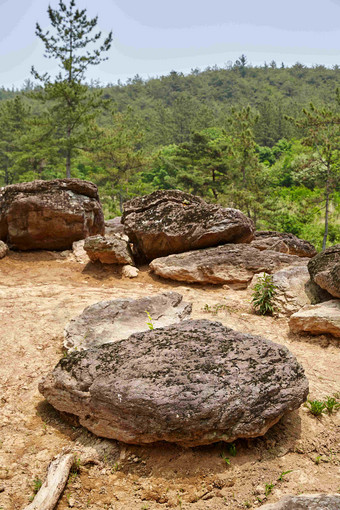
[1,59,340,249]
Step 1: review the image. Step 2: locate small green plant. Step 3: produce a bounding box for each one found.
[145,310,154,330]
[228,443,237,457]
[203,303,227,315]
[32,477,42,494]
[278,470,292,481]
[324,396,340,414]
[244,501,251,508]
[314,455,322,465]
[111,462,121,472]
[220,452,231,465]
[251,274,277,315]
[265,482,274,497]
[305,399,326,416]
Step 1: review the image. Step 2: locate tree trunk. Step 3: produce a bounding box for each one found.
[322,188,330,251]
[66,127,71,179]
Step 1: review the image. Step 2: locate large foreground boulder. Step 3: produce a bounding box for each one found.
[289,300,340,338]
[0,179,104,250]
[122,190,254,261]
[64,292,192,352]
[84,234,134,265]
[252,231,317,258]
[308,244,340,298]
[150,244,308,288]
[41,320,309,446]
[261,494,340,510]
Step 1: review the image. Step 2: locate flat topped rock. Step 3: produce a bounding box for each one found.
[0,178,104,250]
[261,494,340,510]
[122,190,254,261]
[308,244,340,298]
[41,320,309,446]
[64,292,192,352]
[289,299,340,338]
[150,244,309,288]
[253,231,317,258]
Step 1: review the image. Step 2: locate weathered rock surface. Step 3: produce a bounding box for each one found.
[105,217,125,236]
[64,292,192,352]
[253,231,317,258]
[150,244,309,287]
[308,244,340,298]
[72,240,88,264]
[41,320,309,446]
[251,266,332,316]
[289,300,340,338]
[122,190,255,261]
[0,179,104,250]
[0,240,8,259]
[84,234,133,265]
[122,265,139,278]
[261,494,340,509]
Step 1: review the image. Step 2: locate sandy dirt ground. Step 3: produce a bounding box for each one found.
[0,251,339,510]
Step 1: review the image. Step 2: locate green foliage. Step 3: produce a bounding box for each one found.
[324,396,340,414]
[32,476,42,494]
[251,274,277,315]
[265,483,274,497]
[145,311,154,330]
[278,470,292,481]
[305,399,326,416]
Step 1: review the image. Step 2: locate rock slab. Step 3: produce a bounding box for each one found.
[64,292,192,352]
[0,179,104,250]
[261,494,340,509]
[253,231,317,258]
[122,190,255,261]
[308,244,340,298]
[150,244,309,287]
[84,234,133,265]
[41,320,309,446]
[289,300,340,338]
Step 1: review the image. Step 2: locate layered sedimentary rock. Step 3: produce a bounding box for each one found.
[252,231,317,258]
[308,244,340,298]
[289,300,340,338]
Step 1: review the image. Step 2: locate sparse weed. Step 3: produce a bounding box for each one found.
[305,399,326,416]
[32,476,42,494]
[324,396,340,414]
[111,462,121,473]
[203,303,227,315]
[220,452,231,465]
[278,470,292,481]
[244,501,251,508]
[145,310,154,330]
[251,274,277,315]
[228,443,237,457]
[314,455,322,465]
[265,482,274,497]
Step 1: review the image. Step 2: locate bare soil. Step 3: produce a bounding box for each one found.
[0,251,339,510]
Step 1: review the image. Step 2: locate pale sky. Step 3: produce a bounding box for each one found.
[1,0,340,89]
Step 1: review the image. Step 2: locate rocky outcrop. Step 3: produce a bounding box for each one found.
[261,494,340,509]
[251,266,332,316]
[150,244,308,288]
[0,240,8,259]
[64,292,192,352]
[289,300,340,338]
[308,244,340,298]
[0,179,104,250]
[41,320,309,446]
[105,217,125,236]
[84,234,133,265]
[122,190,255,261]
[253,231,317,258]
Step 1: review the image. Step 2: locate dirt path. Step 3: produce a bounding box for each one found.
[0,252,339,510]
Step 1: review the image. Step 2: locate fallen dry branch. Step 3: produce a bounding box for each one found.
[24,453,74,510]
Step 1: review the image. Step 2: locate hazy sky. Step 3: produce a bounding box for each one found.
[1,0,340,88]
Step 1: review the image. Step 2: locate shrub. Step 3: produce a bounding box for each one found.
[252,273,277,315]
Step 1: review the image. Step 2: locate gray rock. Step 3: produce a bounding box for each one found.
[41,320,309,446]
[84,234,133,265]
[0,179,104,250]
[261,494,340,509]
[253,231,317,258]
[150,244,309,288]
[64,292,192,352]
[289,300,340,338]
[308,244,340,298]
[0,240,8,259]
[122,190,254,261]
[105,217,125,236]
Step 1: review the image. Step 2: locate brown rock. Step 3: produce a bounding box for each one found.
[0,179,104,250]
[308,244,340,298]
[105,217,125,236]
[150,244,309,288]
[253,231,317,258]
[122,265,139,278]
[122,190,254,261]
[261,494,340,509]
[0,240,8,259]
[289,300,340,338]
[64,291,192,352]
[40,320,309,446]
[84,234,134,265]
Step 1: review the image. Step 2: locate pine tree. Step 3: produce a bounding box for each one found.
[31,0,112,177]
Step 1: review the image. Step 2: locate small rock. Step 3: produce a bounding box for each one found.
[122,265,139,278]
[0,241,8,259]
